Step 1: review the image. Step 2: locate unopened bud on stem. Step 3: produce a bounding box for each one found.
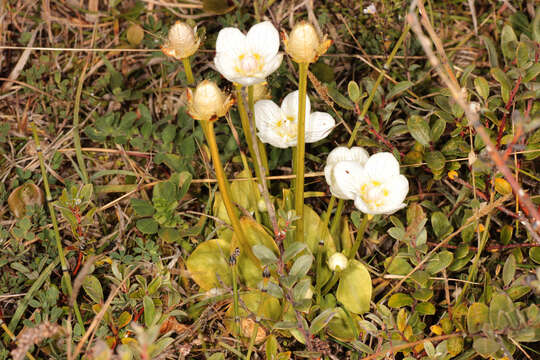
[284,21,332,63]
[162,21,200,60]
[187,80,233,121]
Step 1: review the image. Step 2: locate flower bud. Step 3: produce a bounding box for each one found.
[257,198,267,212]
[252,82,271,102]
[328,252,348,271]
[162,21,200,60]
[187,80,233,121]
[284,21,332,63]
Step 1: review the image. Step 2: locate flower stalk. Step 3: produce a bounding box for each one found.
[31,122,85,331]
[236,84,265,187]
[199,120,254,261]
[182,57,195,85]
[248,84,269,176]
[294,62,309,244]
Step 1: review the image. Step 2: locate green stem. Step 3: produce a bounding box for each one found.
[231,262,240,337]
[182,56,195,85]
[200,120,255,263]
[348,213,370,259]
[322,270,341,295]
[248,85,270,177]
[74,62,89,184]
[31,123,85,331]
[323,24,411,227]
[236,85,265,187]
[295,62,309,244]
[330,199,345,237]
[456,212,492,306]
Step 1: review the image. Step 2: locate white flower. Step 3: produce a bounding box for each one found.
[363,4,377,15]
[325,151,409,215]
[214,21,283,86]
[328,253,348,271]
[254,90,335,148]
[324,146,369,199]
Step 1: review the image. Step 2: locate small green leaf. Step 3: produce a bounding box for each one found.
[502,254,516,287]
[516,41,530,69]
[524,63,540,82]
[309,308,337,334]
[252,244,278,265]
[143,296,156,328]
[473,337,500,357]
[416,302,435,315]
[83,275,103,304]
[337,260,372,314]
[283,242,307,263]
[136,218,158,234]
[431,212,452,238]
[407,115,431,146]
[425,151,445,176]
[474,76,490,101]
[327,84,355,110]
[388,293,414,308]
[490,68,511,103]
[186,239,231,291]
[481,35,499,68]
[467,302,489,333]
[501,25,518,61]
[412,288,433,301]
[425,251,453,274]
[347,81,361,103]
[529,247,540,264]
[289,255,313,279]
[387,81,414,100]
[430,118,446,143]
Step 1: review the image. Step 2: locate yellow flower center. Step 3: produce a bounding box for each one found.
[359,180,390,210]
[273,116,296,140]
[235,53,264,76]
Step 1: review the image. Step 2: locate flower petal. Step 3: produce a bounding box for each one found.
[261,53,283,77]
[364,152,401,181]
[328,160,366,200]
[246,21,280,60]
[233,76,265,86]
[379,175,409,214]
[214,53,239,82]
[306,111,335,143]
[216,27,247,56]
[254,100,281,131]
[281,90,311,122]
[353,196,373,214]
[327,146,369,167]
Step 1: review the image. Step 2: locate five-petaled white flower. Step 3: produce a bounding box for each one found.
[254,90,335,148]
[325,149,409,215]
[214,21,283,86]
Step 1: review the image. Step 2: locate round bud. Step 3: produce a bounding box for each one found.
[257,198,267,212]
[328,252,348,271]
[162,21,200,60]
[188,80,232,121]
[286,22,320,63]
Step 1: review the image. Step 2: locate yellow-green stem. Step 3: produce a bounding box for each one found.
[182,56,195,85]
[247,85,270,176]
[200,120,255,262]
[74,62,89,184]
[348,213,370,259]
[231,262,240,337]
[31,123,85,331]
[323,24,411,228]
[295,62,309,244]
[236,85,265,187]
